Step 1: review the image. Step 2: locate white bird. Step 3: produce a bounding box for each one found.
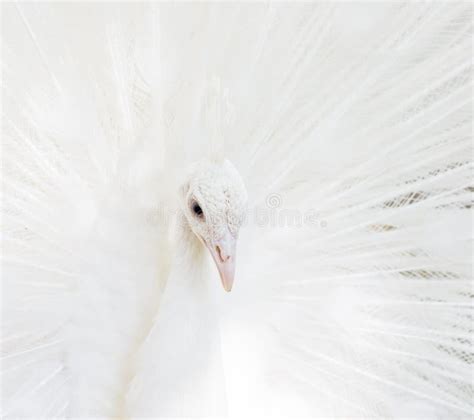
[1,2,472,418]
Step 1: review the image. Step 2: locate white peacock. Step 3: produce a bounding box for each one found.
[1,2,472,418]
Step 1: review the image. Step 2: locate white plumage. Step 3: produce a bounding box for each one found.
[1,2,472,418]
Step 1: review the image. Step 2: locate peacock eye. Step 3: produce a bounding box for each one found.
[192,202,204,219]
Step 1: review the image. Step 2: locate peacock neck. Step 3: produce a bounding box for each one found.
[136,209,226,416]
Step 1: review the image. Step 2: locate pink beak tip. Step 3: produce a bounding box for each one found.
[205,234,237,292]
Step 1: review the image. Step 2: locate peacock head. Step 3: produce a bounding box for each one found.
[180,159,247,292]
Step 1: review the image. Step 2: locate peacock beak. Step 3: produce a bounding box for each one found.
[206,230,237,292]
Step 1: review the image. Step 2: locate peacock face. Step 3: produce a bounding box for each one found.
[180,159,247,292]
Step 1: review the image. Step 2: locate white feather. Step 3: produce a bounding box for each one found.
[1,2,472,418]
